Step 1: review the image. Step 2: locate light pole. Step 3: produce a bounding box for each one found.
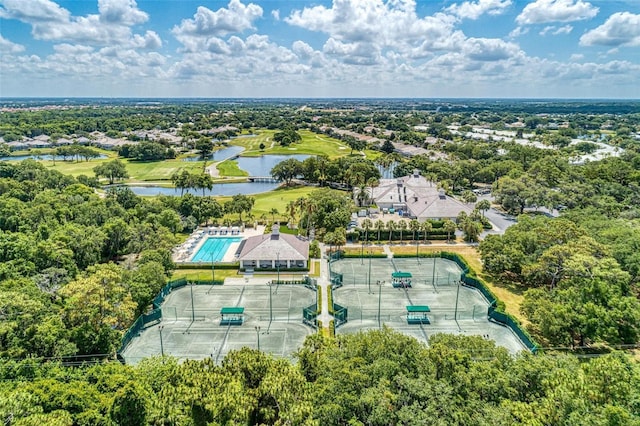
[368,250,372,294]
[159,325,164,356]
[190,282,195,322]
[361,239,364,265]
[254,325,261,351]
[276,251,280,284]
[212,252,215,283]
[378,280,383,329]
[431,257,437,288]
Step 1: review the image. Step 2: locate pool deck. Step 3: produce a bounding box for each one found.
[173,225,267,263]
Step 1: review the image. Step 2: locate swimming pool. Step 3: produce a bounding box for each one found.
[191,237,243,262]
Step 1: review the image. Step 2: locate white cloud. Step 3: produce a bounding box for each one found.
[553,24,572,35]
[0,34,25,53]
[462,37,521,61]
[172,0,262,37]
[285,0,457,47]
[271,9,280,20]
[569,53,584,61]
[445,0,511,20]
[580,12,640,47]
[98,0,148,25]
[131,31,162,49]
[0,0,156,47]
[509,26,529,38]
[540,24,572,35]
[0,0,70,23]
[516,0,598,25]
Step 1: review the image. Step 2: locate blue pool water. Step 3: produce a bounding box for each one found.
[191,237,243,262]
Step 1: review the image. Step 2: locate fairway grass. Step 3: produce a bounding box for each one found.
[216,160,248,177]
[232,130,351,159]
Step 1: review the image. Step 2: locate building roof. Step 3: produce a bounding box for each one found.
[407,305,430,313]
[370,170,473,219]
[220,307,244,314]
[238,228,309,261]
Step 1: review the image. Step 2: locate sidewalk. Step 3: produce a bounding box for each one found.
[316,244,333,330]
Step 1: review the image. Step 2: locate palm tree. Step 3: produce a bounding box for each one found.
[269,208,279,224]
[476,199,491,216]
[286,201,297,227]
[374,219,385,242]
[362,218,373,243]
[386,221,397,244]
[355,183,370,207]
[409,219,420,242]
[444,219,457,243]
[421,221,432,244]
[398,219,407,243]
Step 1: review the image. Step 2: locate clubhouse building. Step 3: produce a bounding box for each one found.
[366,169,473,222]
[237,225,309,271]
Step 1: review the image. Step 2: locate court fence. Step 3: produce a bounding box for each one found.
[118,277,226,357]
[327,250,539,353]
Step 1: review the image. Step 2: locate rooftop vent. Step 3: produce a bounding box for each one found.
[272,223,280,237]
[413,169,420,178]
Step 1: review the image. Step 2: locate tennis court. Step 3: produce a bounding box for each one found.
[329,256,527,353]
[121,282,316,364]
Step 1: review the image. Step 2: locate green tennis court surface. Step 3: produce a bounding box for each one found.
[330,257,527,353]
[121,283,316,364]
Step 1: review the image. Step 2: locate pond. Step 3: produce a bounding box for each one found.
[236,154,310,176]
[128,181,280,197]
[182,145,244,162]
[0,154,108,161]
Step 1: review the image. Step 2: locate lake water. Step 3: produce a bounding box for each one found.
[0,154,108,161]
[182,145,244,162]
[237,154,310,176]
[128,181,280,197]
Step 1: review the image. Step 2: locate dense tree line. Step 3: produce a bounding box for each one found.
[0,160,219,357]
[480,215,640,348]
[0,329,638,425]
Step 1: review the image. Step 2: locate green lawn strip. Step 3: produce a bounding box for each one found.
[170,268,241,282]
[310,260,321,277]
[216,159,249,177]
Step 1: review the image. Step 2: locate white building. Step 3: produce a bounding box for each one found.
[368,169,473,222]
[237,225,309,270]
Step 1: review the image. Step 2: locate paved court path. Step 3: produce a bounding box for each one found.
[317,244,333,331]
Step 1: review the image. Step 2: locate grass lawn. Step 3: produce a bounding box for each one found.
[340,246,386,256]
[171,268,242,282]
[231,130,351,159]
[309,260,321,277]
[34,151,207,182]
[251,185,320,219]
[216,160,248,177]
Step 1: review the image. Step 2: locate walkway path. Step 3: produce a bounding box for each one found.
[316,244,333,331]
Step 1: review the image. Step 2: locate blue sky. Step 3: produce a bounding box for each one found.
[1,0,639,98]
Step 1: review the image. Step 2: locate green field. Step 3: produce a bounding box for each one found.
[231,130,351,158]
[9,130,353,182]
[216,160,248,177]
[215,185,319,222]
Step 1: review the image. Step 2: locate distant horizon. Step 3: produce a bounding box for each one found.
[1,1,639,99]
[2,96,639,102]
